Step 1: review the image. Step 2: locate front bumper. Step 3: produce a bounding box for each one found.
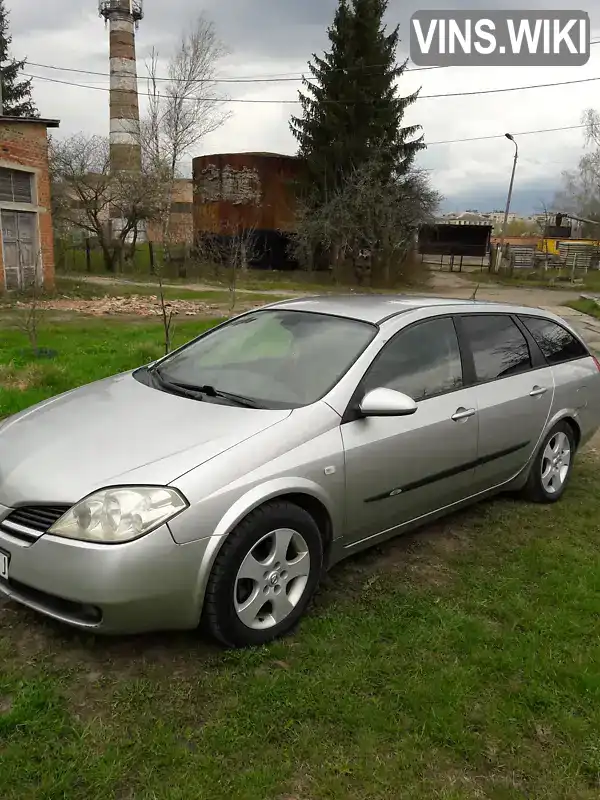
[0,505,213,634]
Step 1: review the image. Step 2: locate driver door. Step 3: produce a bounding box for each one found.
[340,316,479,548]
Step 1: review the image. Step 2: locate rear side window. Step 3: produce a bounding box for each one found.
[519,315,588,365]
[461,314,532,383]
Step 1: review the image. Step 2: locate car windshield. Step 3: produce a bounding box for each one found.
[155,309,376,409]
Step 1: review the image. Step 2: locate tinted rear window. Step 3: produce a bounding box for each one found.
[520,316,588,365]
[461,314,532,382]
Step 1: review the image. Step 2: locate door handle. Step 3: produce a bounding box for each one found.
[451,407,476,422]
[530,386,548,398]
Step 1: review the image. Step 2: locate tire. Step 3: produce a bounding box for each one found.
[521,421,576,504]
[203,501,323,648]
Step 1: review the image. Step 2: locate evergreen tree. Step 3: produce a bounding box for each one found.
[0,0,38,117]
[290,0,424,205]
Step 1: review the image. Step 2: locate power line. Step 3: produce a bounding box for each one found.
[22,71,600,104]
[427,124,586,146]
[25,60,446,83]
[24,39,600,84]
[21,67,592,147]
[421,75,600,99]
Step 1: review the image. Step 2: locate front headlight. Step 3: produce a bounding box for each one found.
[48,486,188,544]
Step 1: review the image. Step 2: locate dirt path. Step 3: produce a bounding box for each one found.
[59,272,600,350]
[61,274,302,297]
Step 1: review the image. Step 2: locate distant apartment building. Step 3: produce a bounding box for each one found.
[0,116,60,291]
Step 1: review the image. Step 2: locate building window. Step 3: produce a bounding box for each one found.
[0,168,34,204]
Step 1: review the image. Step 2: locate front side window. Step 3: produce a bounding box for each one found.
[362,317,463,401]
[461,314,532,383]
[156,310,376,408]
[519,315,588,365]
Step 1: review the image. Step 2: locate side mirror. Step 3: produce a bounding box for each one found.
[359,387,418,417]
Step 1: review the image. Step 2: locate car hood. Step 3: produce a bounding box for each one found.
[0,372,291,507]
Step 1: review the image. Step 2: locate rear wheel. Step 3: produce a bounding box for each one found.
[203,501,323,648]
[521,421,575,504]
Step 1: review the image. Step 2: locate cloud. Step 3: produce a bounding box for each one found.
[10,0,600,213]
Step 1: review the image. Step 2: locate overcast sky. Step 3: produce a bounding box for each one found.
[9,0,600,214]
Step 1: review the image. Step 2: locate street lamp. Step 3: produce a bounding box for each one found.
[495,132,519,271]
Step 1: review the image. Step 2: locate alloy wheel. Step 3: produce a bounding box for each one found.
[541,431,571,495]
[234,528,311,630]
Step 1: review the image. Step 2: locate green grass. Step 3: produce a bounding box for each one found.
[56,242,165,275]
[2,318,600,798]
[567,298,600,320]
[56,247,431,295]
[57,242,338,293]
[1,457,600,799]
[57,267,397,295]
[0,318,222,418]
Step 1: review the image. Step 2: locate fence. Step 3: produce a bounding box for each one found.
[54,238,195,278]
[508,246,536,270]
[557,242,600,271]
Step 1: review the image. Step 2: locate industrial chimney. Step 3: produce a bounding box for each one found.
[99,0,143,174]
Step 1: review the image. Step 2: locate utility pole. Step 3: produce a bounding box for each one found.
[494,133,519,272]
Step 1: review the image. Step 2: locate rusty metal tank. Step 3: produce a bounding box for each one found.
[192,152,301,237]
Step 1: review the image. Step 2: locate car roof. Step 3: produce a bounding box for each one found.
[266,294,548,325]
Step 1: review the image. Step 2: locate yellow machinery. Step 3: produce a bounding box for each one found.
[538,237,600,256]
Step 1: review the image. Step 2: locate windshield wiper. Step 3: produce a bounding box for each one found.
[196,386,264,409]
[150,367,263,408]
[150,366,205,401]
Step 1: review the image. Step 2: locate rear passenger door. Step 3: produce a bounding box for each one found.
[458,314,554,491]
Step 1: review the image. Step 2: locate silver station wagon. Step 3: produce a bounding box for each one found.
[1,296,599,647]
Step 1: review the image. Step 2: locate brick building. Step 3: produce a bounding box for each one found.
[146,178,194,245]
[0,116,60,291]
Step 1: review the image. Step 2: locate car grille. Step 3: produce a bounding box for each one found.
[0,505,71,545]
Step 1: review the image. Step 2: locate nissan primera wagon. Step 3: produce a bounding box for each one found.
[1,296,599,647]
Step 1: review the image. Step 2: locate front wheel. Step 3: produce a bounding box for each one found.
[203,501,323,648]
[521,421,576,504]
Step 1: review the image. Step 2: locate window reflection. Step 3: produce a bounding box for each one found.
[364,318,463,401]
[520,316,588,364]
[462,316,532,382]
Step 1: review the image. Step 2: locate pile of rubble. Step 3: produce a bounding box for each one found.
[13,294,224,318]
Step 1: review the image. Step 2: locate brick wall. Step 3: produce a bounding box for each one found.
[146,179,194,245]
[0,120,57,291]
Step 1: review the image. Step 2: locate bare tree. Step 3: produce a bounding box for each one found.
[292,157,440,287]
[13,250,43,355]
[50,134,167,273]
[197,222,257,312]
[142,17,230,179]
[139,15,229,286]
[157,271,175,354]
[552,109,600,236]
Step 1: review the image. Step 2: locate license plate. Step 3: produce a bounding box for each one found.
[0,552,8,580]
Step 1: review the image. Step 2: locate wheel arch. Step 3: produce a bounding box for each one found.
[544,410,581,450]
[562,416,581,449]
[192,479,337,617]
